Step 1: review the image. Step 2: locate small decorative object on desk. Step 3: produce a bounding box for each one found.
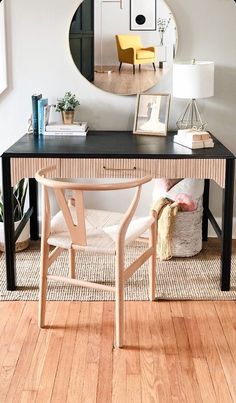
[44,121,88,136]
[157,17,171,46]
[173,128,214,149]
[133,93,170,136]
[55,91,80,124]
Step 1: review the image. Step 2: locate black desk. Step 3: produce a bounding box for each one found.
[1,131,235,291]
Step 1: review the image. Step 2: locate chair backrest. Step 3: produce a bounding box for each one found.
[116,34,142,50]
[35,166,151,248]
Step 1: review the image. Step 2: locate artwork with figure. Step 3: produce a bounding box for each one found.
[133,94,170,136]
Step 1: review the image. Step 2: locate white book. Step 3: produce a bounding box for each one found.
[174,135,214,150]
[46,121,88,132]
[44,129,88,136]
[177,129,211,141]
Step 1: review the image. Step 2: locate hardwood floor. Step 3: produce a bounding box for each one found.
[93,65,168,95]
[0,300,236,402]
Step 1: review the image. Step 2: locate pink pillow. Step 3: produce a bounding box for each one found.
[174,193,197,212]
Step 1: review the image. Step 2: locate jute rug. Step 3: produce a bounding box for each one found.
[0,240,236,301]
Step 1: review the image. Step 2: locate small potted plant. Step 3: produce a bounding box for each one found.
[55,91,80,124]
[0,179,29,252]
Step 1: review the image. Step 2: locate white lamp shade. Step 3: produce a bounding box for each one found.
[173,61,214,99]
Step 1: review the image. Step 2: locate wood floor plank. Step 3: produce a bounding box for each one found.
[96,301,114,403]
[158,301,179,355]
[81,302,103,403]
[158,302,186,403]
[112,348,127,403]
[125,302,141,375]
[35,302,70,403]
[148,302,172,402]
[19,390,38,403]
[202,301,236,401]
[172,316,202,403]
[22,302,59,395]
[193,358,216,403]
[3,303,40,403]
[214,301,236,365]
[126,374,142,403]
[50,302,81,403]
[192,301,233,402]
[0,302,25,368]
[169,301,183,318]
[181,302,204,359]
[66,302,90,403]
[138,302,156,403]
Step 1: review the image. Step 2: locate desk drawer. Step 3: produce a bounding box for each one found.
[60,158,226,187]
[60,158,159,178]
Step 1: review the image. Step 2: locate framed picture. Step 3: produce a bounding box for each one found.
[130,0,156,31]
[133,93,170,136]
[0,0,7,94]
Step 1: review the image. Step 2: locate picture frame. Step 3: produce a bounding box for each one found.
[133,93,171,136]
[0,0,7,94]
[130,0,156,31]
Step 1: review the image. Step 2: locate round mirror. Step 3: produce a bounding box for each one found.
[69,0,178,96]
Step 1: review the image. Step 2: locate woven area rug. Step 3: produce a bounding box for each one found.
[0,240,236,301]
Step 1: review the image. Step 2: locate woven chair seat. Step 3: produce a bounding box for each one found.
[48,207,154,254]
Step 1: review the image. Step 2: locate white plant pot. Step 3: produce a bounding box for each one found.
[0,220,30,252]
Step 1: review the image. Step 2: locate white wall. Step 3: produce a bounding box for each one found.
[0,0,236,224]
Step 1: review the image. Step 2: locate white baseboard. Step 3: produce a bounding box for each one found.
[208,217,236,239]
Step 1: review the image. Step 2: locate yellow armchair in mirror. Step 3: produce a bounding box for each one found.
[115,34,156,74]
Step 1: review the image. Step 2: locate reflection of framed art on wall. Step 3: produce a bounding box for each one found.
[130,0,156,31]
[0,0,7,94]
[133,93,170,136]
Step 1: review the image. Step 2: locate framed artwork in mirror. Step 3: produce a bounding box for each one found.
[130,0,156,31]
[0,0,7,94]
[133,93,170,136]
[69,0,178,96]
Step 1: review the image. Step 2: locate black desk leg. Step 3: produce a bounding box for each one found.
[202,179,210,241]
[2,157,16,291]
[221,159,235,291]
[29,178,39,240]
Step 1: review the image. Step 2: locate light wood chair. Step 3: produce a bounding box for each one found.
[35,166,157,348]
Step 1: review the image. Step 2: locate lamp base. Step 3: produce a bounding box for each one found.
[176,99,207,131]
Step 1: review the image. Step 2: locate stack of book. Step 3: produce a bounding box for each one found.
[173,129,214,149]
[44,121,88,136]
[32,94,51,135]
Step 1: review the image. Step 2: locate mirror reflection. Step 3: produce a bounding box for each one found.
[69,0,177,95]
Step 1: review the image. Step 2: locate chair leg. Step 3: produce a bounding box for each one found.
[139,64,141,71]
[119,62,122,72]
[69,248,76,279]
[152,63,156,71]
[149,221,157,301]
[115,252,124,348]
[133,65,135,75]
[38,241,50,328]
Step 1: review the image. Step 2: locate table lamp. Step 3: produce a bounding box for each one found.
[173,60,214,130]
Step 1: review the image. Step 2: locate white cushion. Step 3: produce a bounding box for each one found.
[48,207,154,253]
[103,216,154,245]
